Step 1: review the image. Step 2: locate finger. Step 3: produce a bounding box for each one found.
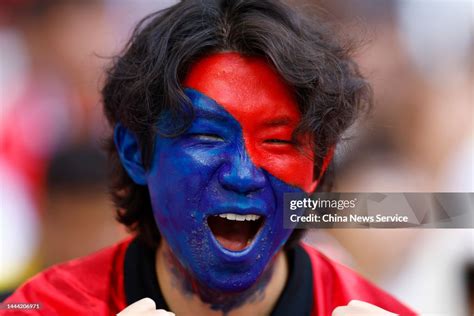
[333,306,366,316]
[333,305,383,315]
[117,298,156,315]
[348,300,397,315]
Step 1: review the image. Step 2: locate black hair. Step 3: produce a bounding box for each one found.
[102,0,371,248]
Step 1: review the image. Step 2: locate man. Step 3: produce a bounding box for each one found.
[4,0,416,315]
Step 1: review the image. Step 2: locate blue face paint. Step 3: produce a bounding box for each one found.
[145,89,305,294]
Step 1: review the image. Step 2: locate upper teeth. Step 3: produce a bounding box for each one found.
[218,213,261,221]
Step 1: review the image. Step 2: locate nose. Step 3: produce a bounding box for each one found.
[218,148,266,194]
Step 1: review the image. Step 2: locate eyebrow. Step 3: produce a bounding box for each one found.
[193,107,231,123]
[261,116,294,127]
[185,88,233,123]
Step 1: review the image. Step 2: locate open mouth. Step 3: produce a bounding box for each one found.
[207,213,265,252]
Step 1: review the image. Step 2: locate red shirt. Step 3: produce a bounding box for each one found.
[3,238,416,315]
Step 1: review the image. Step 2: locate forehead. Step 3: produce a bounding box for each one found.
[183,52,301,126]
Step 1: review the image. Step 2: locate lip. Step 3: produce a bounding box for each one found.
[207,222,266,258]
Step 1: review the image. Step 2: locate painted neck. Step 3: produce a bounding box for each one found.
[155,241,288,316]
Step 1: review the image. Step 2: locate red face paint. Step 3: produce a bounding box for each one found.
[184,52,317,192]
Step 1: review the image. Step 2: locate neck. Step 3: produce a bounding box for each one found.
[155,242,288,316]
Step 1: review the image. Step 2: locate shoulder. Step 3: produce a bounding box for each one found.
[3,238,133,316]
[300,243,418,316]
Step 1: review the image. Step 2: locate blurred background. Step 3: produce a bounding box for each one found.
[0,0,472,314]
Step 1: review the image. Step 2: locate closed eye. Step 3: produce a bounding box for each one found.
[263,139,294,145]
[189,133,224,142]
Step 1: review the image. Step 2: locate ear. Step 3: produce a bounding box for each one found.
[308,146,335,193]
[319,146,335,179]
[114,123,147,185]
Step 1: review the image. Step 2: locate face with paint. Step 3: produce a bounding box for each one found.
[119,52,317,293]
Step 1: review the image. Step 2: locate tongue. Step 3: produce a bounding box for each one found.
[208,217,254,251]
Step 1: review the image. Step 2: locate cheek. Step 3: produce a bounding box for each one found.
[148,145,227,219]
[155,147,218,184]
[147,149,212,245]
[244,138,315,192]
